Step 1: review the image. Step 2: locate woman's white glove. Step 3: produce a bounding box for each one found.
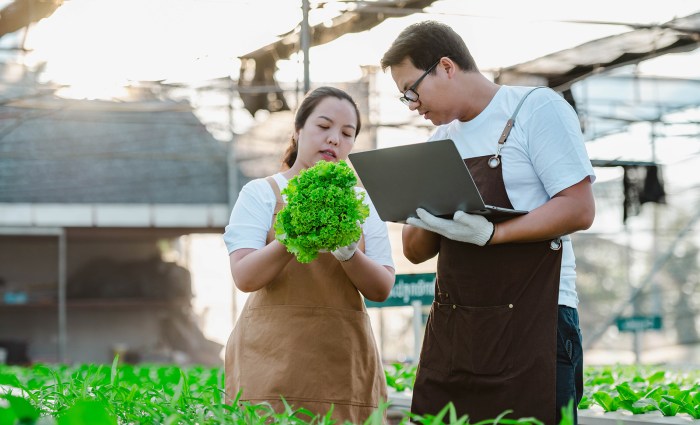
[331,240,359,262]
[406,208,495,246]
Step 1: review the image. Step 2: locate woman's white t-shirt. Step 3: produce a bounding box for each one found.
[431,85,596,308]
[224,173,394,269]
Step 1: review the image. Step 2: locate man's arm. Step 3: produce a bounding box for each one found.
[402,223,441,263]
[402,177,593,257]
[491,177,595,244]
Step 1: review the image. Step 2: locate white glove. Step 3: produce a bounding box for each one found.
[331,239,359,262]
[406,208,495,246]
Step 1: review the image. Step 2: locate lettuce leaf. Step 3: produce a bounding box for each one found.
[274,160,369,263]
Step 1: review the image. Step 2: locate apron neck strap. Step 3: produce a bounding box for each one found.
[495,86,546,149]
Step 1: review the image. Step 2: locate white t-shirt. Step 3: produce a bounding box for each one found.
[223,173,395,269]
[430,85,596,308]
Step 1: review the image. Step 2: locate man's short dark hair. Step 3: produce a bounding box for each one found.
[380,20,478,73]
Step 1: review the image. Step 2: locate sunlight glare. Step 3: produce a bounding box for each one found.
[24,0,303,99]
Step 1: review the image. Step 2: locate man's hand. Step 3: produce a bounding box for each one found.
[406,208,495,246]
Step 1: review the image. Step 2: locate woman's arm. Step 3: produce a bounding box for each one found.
[341,198,397,301]
[229,240,295,292]
[338,253,395,302]
[233,241,395,299]
[225,179,294,292]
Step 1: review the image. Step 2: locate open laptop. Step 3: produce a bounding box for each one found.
[348,139,528,223]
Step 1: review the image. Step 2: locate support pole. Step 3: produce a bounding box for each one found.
[412,300,422,364]
[57,228,67,363]
[301,0,311,94]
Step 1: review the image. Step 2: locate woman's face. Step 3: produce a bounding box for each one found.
[293,96,358,171]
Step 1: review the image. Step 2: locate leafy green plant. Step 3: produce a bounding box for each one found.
[0,394,40,424]
[275,160,369,263]
[0,360,397,425]
[56,400,116,425]
[592,391,619,412]
[3,361,699,424]
[583,364,700,417]
[663,390,700,419]
[385,363,417,392]
[615,382,658,414]
[576,395,592,410]
[558,400,575,425]
[408,402,548,425]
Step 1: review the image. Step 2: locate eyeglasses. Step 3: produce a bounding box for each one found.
[399,59,440,105]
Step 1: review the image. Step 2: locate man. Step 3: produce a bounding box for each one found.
[380,21,595,424]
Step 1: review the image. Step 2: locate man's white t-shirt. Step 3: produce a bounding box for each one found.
[430,85,596,308]
[224,173,394,269]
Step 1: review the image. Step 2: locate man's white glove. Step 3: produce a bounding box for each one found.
[406,208,495,246]
[331,239,359,262]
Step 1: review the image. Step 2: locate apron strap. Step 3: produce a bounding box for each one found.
[494,86,546,155]
[265,176,286,228]
[265,176,283,203]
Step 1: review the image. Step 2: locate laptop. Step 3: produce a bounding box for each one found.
[348,139,528,223]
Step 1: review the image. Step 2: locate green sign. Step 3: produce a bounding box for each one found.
[616,315,663,332]
[365,273,435,308]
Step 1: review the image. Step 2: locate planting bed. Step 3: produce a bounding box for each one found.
[383,363,700,424]
[1,361,698,424]
[579,409,698,424]
[385,392,700,425]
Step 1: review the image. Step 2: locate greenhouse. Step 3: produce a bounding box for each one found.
[1,1,700,424]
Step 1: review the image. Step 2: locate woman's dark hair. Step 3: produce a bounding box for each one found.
[281,86,361,170]
[380,20,477,73]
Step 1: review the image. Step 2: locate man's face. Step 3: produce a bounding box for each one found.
[390,58,445,126]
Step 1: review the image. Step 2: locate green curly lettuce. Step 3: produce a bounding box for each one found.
[274,160,369,263]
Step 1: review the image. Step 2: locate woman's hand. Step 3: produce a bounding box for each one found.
[331,239,359,262]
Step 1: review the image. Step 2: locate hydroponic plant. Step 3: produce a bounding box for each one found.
[0,359,574,425]
[275,160,369,263]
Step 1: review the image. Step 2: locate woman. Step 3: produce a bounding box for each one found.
[223,86,395,423]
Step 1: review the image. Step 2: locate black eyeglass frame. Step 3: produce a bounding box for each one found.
[399,59,441,105]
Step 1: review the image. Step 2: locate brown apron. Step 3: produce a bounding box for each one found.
[225,177,387,424]
[411,91,562,425]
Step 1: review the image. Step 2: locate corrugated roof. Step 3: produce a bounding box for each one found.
[572,73,700,142]
[495,12,700,91]
[494,12,700,144]
[0,96,229,204]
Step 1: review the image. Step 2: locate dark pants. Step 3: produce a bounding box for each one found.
[556,306,584,425]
